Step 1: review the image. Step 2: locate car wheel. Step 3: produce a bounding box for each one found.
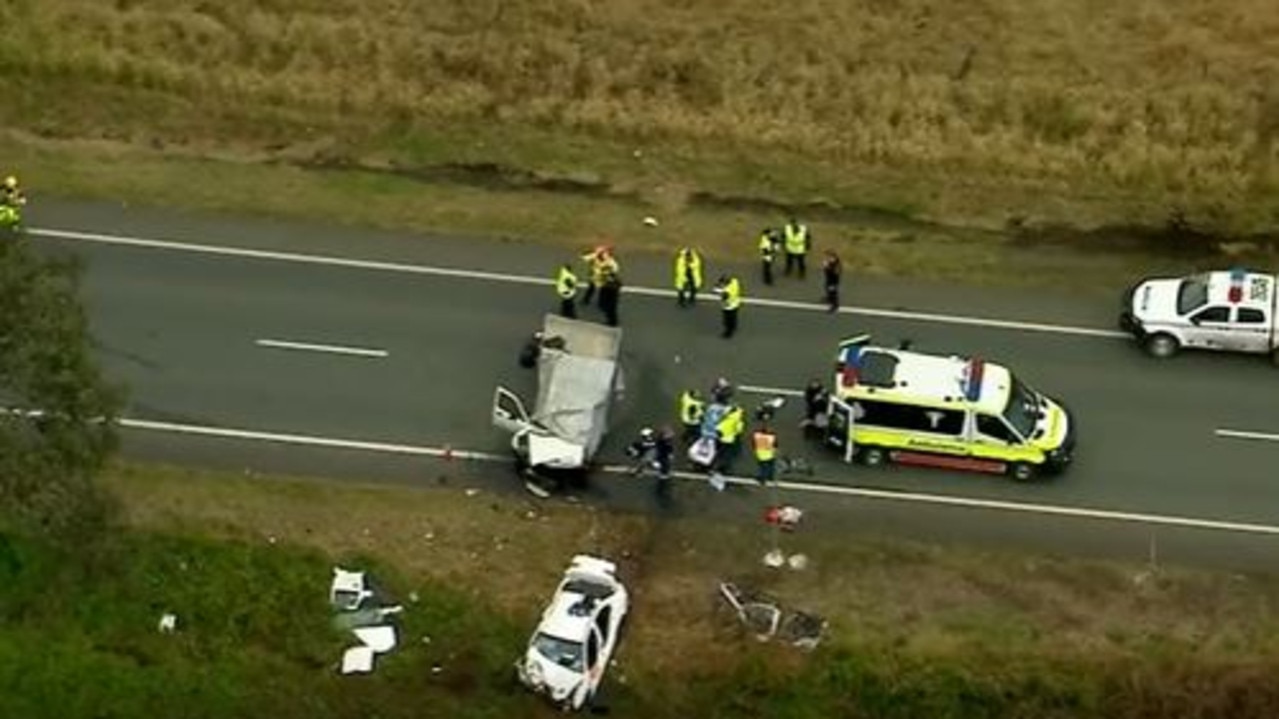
[1008,462,1037,483]
[1145,333,1179,359]
[858,446,887,468]
[1271,348,1279,367]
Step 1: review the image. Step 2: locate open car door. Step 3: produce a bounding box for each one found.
[493,386,533,435]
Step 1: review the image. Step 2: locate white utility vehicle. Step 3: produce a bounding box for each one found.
[492,314,625,496]
[1119,269,1279,364]
[515,555,629,712]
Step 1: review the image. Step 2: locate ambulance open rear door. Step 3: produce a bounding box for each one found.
[825,396,856,464]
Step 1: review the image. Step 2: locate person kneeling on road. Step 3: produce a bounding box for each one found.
[627,427,658,476]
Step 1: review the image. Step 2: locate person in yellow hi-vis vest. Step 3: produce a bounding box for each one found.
[782,217,811,279]
[715,274,743,339]
[713,403,746,477]
[673,246,704,307]
[678,389,705,442]
[554,263,579,318]
[758,228,780,285]
[579,244,618,307]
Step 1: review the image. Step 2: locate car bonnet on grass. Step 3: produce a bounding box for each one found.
[517,555,629,711]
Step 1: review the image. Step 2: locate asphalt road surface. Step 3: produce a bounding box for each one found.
[21,197,1279,571]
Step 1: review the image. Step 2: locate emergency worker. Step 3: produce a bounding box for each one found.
[752,423,778,485]
[674,246,704,307]
[554,263,579,318]
[580,244,618,306]
[822,249,842,313]
[715,274,743,338]
[758,228,780,285]
[653,426,676,501]
[678,389,705,442]
[598,268,622,327]
[714,403,746,474]
[627,427,658,476]
[782,217,811,279]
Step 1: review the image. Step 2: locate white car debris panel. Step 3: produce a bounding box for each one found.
[493,315,625,471]
[516,555,629,712]
[329,566,403,675]
[1120,269,1279,362]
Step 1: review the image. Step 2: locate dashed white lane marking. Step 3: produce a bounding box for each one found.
[32,226,1126,339]
[1215,428,1279,443]
[255,338,388,358]
[118,416,1279,537]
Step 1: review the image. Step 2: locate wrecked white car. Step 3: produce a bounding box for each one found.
[516,555,629,711]
[493,314,625,497]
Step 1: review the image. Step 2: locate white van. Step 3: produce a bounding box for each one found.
[1119,269,1279,363]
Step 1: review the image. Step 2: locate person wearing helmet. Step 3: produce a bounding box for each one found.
[627,427,658,476]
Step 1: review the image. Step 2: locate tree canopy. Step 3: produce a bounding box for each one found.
[0,238,122,545]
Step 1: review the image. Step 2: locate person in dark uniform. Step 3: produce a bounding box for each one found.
[598,268,622,327]
[822,249,842,313]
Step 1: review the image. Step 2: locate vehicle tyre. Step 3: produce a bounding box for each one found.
[1144,333,1179,359]
[1271,348,1279,367]
[858,446,887,468]
[1008,462,1037,483]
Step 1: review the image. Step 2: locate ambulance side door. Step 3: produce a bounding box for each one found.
[969,412,1024,460]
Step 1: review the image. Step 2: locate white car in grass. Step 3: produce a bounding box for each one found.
[516,555,629,711]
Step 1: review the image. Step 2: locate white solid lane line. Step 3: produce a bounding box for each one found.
[31,226,1126,340]
[118,416,1279,537]
[1215,428,1279,443]
[738,384,805,398]
[255,338,389,358]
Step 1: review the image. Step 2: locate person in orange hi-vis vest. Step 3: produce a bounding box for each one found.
[752,423,778,486]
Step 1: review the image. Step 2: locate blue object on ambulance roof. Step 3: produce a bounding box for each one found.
[962,358,984,402]
[837,334,872,366]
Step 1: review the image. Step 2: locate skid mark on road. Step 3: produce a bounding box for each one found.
[33,226,1126,339]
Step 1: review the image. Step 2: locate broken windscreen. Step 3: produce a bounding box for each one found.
[533,632,584,672]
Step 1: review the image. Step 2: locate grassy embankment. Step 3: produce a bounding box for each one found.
[3,0,1279,287]
[4,460,1278,718]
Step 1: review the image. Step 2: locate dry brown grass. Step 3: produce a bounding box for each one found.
[4,0,1279,232]
[105,460,1279,679]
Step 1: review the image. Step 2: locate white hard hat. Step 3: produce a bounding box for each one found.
[640,427,654,439]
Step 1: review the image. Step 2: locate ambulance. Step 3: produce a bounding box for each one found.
[822,337,1076,482]
[1118,269,1279,363]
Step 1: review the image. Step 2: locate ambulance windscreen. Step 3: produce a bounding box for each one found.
[854,350,898,389]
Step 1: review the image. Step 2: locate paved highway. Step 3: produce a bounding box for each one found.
[21,197,1279,569]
